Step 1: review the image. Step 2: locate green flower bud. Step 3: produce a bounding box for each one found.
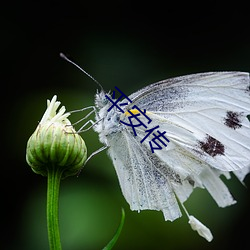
[26,95,87,178]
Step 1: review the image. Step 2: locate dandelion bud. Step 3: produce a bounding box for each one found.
[26,95,87,178]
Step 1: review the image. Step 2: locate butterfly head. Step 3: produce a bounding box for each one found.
[95,90,109,110]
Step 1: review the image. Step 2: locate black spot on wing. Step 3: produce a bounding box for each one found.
[224,111,243,130]
[246,84,250,94]
[199,135,225,157]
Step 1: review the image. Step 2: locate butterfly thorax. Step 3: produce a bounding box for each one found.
[93,91,124,145]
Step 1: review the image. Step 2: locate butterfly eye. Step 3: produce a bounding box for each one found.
[103,98,108,105]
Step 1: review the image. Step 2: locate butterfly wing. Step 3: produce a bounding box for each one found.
[128,72,250,173]
[106,130,183,221]
[104,72,250,222]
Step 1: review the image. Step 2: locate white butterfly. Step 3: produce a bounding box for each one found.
[59,53,250,242]
[86,71,249,242]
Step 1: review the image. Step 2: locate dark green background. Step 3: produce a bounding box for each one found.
[2,2,250,250]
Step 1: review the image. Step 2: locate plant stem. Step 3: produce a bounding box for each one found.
[47,165,63,250]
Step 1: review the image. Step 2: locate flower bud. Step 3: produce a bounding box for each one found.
[26,95,87,178]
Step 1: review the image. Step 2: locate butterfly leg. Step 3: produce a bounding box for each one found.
[70,106,96,126]
[85,145,108,165]
[77,117,105,133]
[68,106,101,132]
[77,145,108,176]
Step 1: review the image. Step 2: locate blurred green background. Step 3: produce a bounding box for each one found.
[2,2,250,250]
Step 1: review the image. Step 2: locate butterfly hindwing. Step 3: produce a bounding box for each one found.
[107,130,182,221]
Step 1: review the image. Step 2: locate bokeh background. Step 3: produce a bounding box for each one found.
[2,2,250,250]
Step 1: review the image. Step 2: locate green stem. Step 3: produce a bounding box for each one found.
[47,165,63,250]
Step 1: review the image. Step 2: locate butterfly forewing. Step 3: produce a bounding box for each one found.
[128,72,250,173]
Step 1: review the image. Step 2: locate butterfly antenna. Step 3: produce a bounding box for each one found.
[60,53,104,91]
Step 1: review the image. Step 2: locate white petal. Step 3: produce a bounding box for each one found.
[188,215,213,242]
[40,95,71,125]
[40,95,58,123]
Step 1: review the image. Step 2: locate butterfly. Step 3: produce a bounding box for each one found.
[61,55,250,241]
[91,71,250,241]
